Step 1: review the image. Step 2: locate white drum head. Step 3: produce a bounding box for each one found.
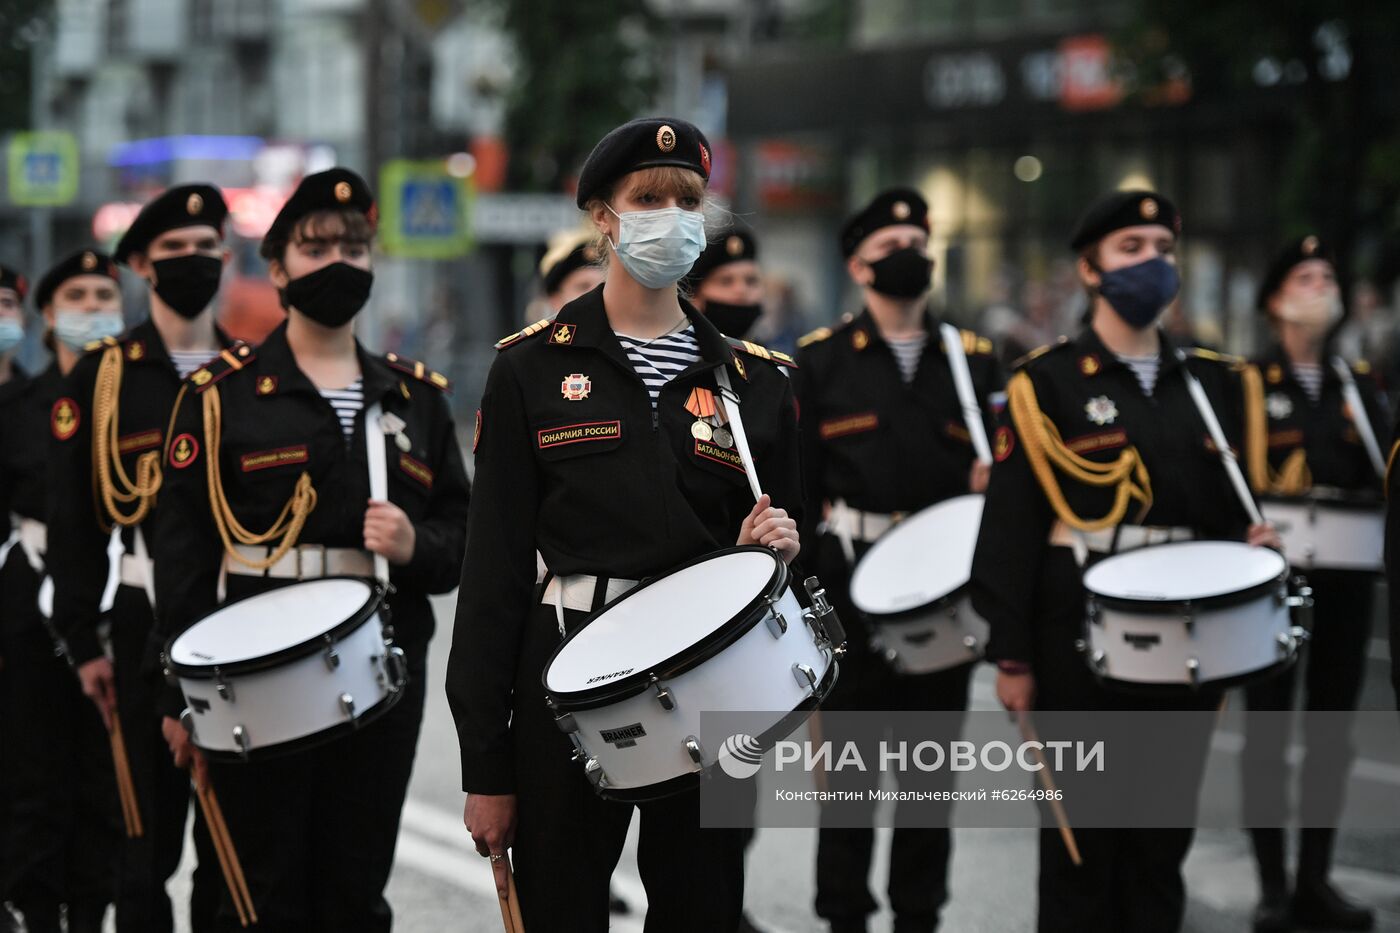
[169,578,374,667]
[1083,540,1284,602]
[850,495,985,615]
[545,550,777,694]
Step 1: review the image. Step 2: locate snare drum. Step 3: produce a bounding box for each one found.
[1082,541,1308,691]
[542,546,844,801]
[1261,489,1384,572]
[167,577,407,760]
[850,494,989,675]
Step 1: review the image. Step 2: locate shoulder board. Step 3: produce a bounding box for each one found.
[958,328,995,356]
[189,343,255,393]
[1353,359,1372,376]
[385,352,451,391]
[797,326,833,348]
[1012,337,1069,371]
[727,336,797,370]
[494,317,553,351]
[1185,346,1245,370]
[83,335,121,354]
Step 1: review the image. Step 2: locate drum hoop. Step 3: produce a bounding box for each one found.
[543,546,788,711]
[1088,651,1299,697]
[588,657,839,802]
[1259,487,1384,510]
[1085,571,1285,615]
[861,583,968,623]
[193,684,404,762]
[849,495,982,615]
[166,575,386,677]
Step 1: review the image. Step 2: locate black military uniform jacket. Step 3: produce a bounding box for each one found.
[1247,344,1388,495]
[0,365,59,638]
[447,284,802,794]
[151,321,471,714]
[970,327,1253,666]
[47,319,237,664]
[793,309,1001,540]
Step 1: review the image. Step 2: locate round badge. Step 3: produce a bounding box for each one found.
[656,125,677,153]
[1302,235,1320,256]
[334,181,353,203]
[712,426,733,448]
[691,420,714,442]
[169,433,200,469]
[994,426,1015,463]
[1140,198,1160,220]
[51,398,80,441]
[892,200,911,220]
[726,235,744,257]
[81,252,97,271]
[186,192,203,215]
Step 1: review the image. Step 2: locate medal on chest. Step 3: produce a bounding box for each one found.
[684,386,733,447]
[1084,395,1118,426]
[1266,392,1293,421]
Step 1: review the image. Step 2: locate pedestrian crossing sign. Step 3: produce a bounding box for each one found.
[379,159,475,259]
[7,131,79,207]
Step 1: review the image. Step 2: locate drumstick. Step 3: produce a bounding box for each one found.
[496,882,515,933]
[195,779,248,928]
[806,711,830,795]
[204,781,258,925]
[108,708,144,838]
[506,856,525,933]
[1017,712,1082,867]
[195,776,257,926]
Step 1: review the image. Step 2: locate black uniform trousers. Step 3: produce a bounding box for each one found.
[511,599,751,933]
[203,654,427,933]
[812,534,972,931]
[1243,570,1374,827]
[107,585,219,933]
[1030,547,1217,933]
[0,557,118,931]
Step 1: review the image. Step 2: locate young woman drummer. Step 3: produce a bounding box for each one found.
[1239,235,1384,932]
[969,191,1280,933]
[151,168,471,931]
[446,117,802,933]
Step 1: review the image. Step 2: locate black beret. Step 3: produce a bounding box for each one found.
[684,227,758,290]
[541,236,603,296]
[34,250,120,309]
[840,188,930,258]
[575,117,712,208]
[0,263,27,301]
[1069,190,1180,251]
[1256,235,1334,311]
[261,168,376,256]
[114,184,228,264]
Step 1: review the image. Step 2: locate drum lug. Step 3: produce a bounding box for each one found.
[683,735,706,766]
[1186,657,1200,687]
[583,756,607,789]
[650,674,675,711]
[232,724,250,761]
[803,576,847,650]
[792,662,818,692]
[214,667,233,703]
[962,634,980,652]
[568,732,588,761]
[179,707,197,741]
[323,634,340,671]
[384,645,408,693]
[340,692,356,721]
[765,604,788,639]
[554,712,578,734]
[1086,598,1102,626]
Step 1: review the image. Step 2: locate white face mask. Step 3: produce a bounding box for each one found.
[53,309,123,351]
[0,318,23,355]
[607,205,706,289]
[1275,291,1343,332]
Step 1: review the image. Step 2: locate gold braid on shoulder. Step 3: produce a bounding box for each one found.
[93,346,163,529]
[1006,371,1153,532]
[1240,364,1311,496]
[200,384,318,570]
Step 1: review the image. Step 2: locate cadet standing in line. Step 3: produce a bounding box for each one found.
[683,224,766,340]
[1240,235,1383,932]
[796,189,1000,933]
[46,187,233,933]
[540,228,607,316]
[153,168,471,932]
[0,256,121,933]
[970,191,1280,933]
[448,117,801,933]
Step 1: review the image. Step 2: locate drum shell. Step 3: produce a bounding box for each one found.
[174,601,401,760]
[1085,574,1297,690]
[554,584,833,800]
[1261,497,1383,572]
[867,588,988,675]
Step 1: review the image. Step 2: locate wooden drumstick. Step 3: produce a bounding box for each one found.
[505,856,525,933]
[195,776,257,926]
[108,706,144,838]
[806,710,830,795]
[1017,712,1082,867]
[196,780,248,928]
[204,780,258,925]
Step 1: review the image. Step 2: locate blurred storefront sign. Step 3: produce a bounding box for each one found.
[755,141,840,213]
[7,131,80,206]
[379,159,475,259]
[471,193,578,244]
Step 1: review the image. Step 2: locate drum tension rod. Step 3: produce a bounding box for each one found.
[649,674,675,711]
[214,667,234,702]
[764,597,788,639]
[323,634,340,671]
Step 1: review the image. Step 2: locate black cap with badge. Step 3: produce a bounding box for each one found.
[260,167,377,260]
[0,263,27,301]
[114,184,227,264]
[34,250,120,309]
[840,188,930,258]
[575,117,712,208]
[1256,235,1334,311]
[1069,190,1181,252]
[684,226,763,338]
[540,231,602,296]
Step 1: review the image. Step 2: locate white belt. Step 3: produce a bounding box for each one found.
[541,573,640,615]
[1049,520,1193,555]
[0,517,47,574]
[824,500,905,545]
[119,553,153,589]
[226,543,375,580]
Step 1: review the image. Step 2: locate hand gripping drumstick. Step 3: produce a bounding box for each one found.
[1017,712,1082,867]
[492,852,525,933]
[194,774,258,926]
[107,706,144,838]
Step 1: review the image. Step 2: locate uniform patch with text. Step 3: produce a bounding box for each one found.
[239,445,309,472]
[536,420,621,449]
[818,412,879,441]
[398,453,434,489]
[1065,429,1128,455]
[694,439,745,472]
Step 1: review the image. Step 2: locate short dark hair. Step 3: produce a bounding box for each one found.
[259,208,375,262]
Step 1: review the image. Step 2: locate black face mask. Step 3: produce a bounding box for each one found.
[867,248,933,299]
[281,262,374,328]
[151,255,223,319]
[703,300,763,338]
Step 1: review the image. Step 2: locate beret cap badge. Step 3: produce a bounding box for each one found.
[656,125,677,153]
[726,235,744,256]
[1140,198,1159,220]
[334,181,353,203]
[187,193,203,215]
[81,252,97,271]
[892,201,911,220]
[1302,235,1319,256]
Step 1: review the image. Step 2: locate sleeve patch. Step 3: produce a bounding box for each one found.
[994,425,1015,462]
[398,452,434,488]
[239,445,307,472]
[169,433,201,469]
[473,409,482,452]
[51,397,80,441]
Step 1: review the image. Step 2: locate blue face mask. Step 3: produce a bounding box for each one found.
[608,205,707,289]
[0,318,23,354]
[1096,256,1180,330]
[53,309,124,352]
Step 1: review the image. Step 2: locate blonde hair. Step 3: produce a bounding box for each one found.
[584,166,724,268]
[538,226,600,278]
